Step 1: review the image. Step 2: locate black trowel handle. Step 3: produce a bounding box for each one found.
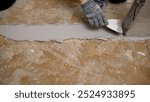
[122,0,146,35]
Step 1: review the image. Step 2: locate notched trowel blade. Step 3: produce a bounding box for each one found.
[106,19,123,34]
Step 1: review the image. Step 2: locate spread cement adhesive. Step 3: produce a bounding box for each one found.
[0,19,150,42]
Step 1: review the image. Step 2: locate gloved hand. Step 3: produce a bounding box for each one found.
[81,0,108,27]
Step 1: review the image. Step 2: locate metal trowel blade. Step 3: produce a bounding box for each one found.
[106,19,123,34]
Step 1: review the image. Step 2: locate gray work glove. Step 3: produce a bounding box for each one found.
[81,0,108,27]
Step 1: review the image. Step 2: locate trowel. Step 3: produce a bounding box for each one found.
[0,19,123,41]
[106,19,123,34]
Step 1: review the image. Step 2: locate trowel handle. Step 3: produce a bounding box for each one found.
[122,0,146,35]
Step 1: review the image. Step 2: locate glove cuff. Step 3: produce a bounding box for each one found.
[81,0,98,12]
[94,0,105,9]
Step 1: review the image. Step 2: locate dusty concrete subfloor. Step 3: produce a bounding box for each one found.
[0,0,150,85]
[0,37,150,84]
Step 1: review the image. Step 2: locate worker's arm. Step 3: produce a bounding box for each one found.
[79,0,88,4]
[80,0,108,27]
